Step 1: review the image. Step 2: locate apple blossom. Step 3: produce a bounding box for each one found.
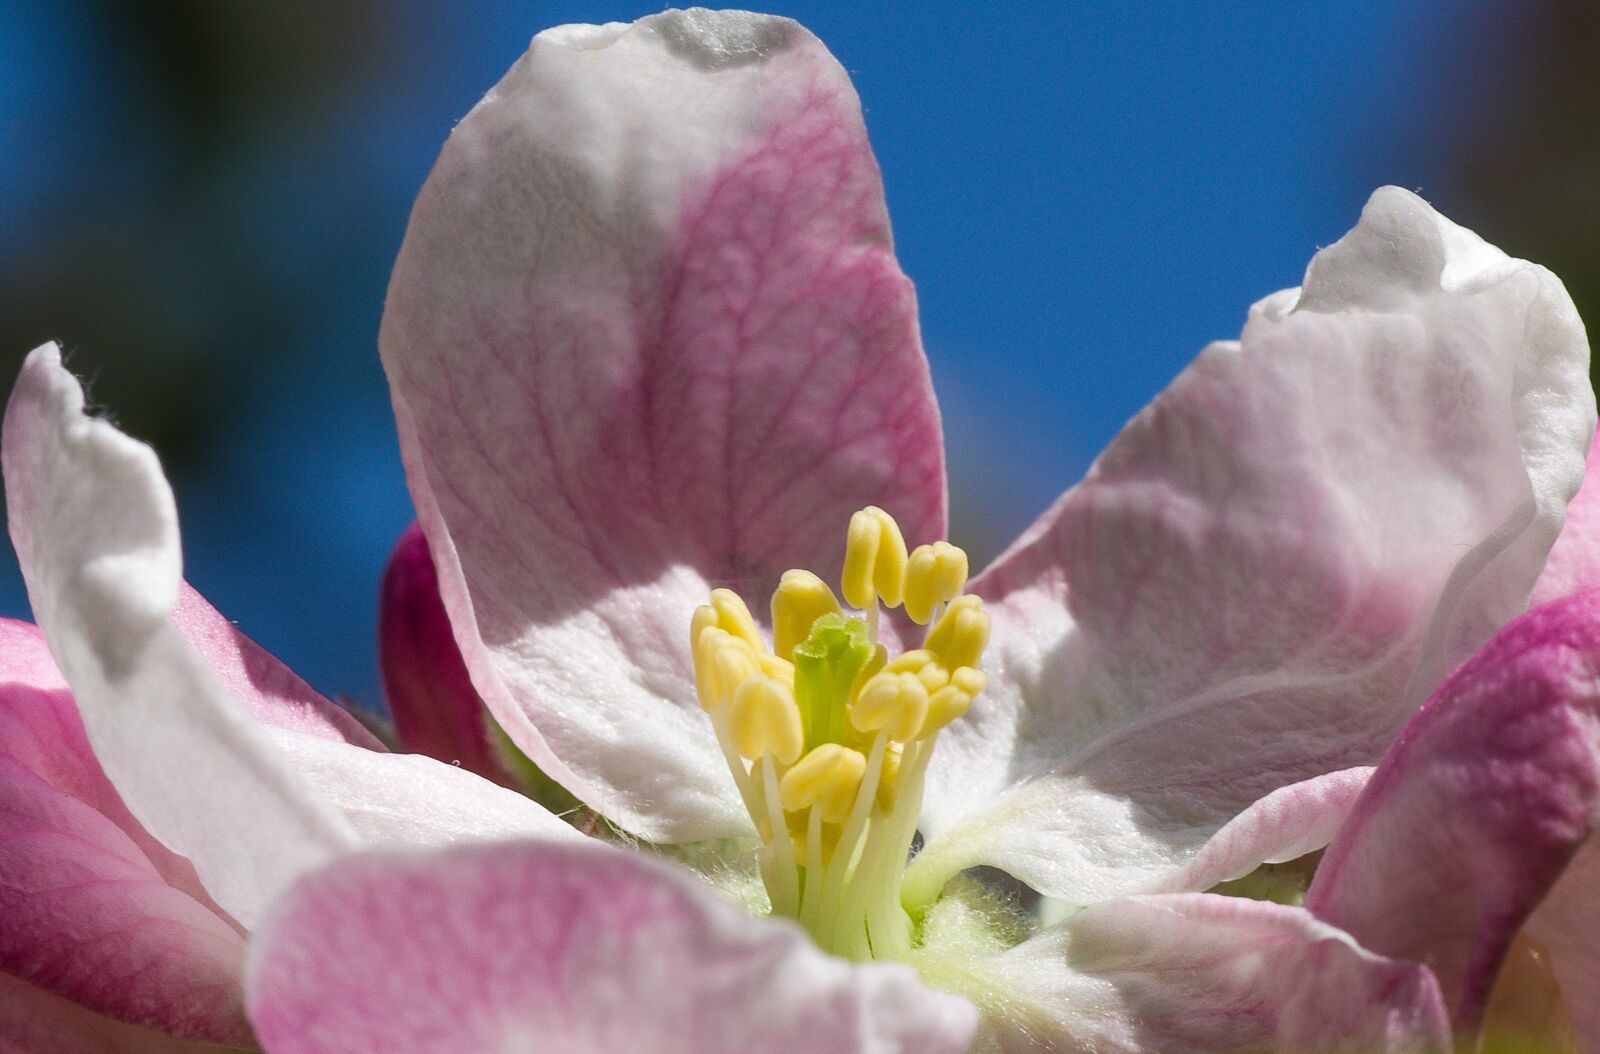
[370,7,1593,1049]
[3,7,1596,1053]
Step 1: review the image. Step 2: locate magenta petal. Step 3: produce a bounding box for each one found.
[1307,590,1600,1036]
[0,974,235,1054]
[1532,439,1600,607]
[0,619,250,1046]
[246,841,975,1054]
[380,12,945,841]
[377,524,506,783]
[1064,894,1451,1053]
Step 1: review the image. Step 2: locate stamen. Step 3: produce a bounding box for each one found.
[780,744,867,824]
[691,507,990,963]
[903,541,969,624]
[841,506,908,610]
[730,675,803,765]
[693,626,759,710]
[923,667,985,737]
[772,569,842,660]
[923,595,991,670]
[709,588,764,650]
[851,671,930,742]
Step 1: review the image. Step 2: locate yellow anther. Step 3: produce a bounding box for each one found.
[758,652,796,684]
[951,666,987,695]
[924,595,990,670]
[841,506,909,611]
[730,676,803,764]
[851,671,930,742]
[780,744,867,823]
[902,541,969,624]
[710,588,764,651]
[921,667,986,739]
[690,604,718,650]
[915,661,950,694]
[885,648,937,674]
[692,609,720,705]
[923,687,973,737]
[694,627,760,711]
[878,647,946,691]
[771,569,842,660]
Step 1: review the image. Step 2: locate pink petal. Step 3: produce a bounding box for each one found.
[1531,438,1600,607]
[0,619,250,1046]
[913,187,1594,906]
[1054,894,1451,1053]
[1306,590,1600,1039]
[377,523,507,783]
[380,11,945,842]
[173,581,381,748]
[246,841,975,1054]
[0,974,236,1054]
[1147,767,1373,894]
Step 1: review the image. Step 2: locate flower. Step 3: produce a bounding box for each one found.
[371,6,1596,1047]
[2,8,1596,1053]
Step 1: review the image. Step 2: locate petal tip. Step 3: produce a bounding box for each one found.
[641,8,802,71]
[1297,184,1523,314]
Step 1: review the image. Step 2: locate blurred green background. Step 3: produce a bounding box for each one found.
[2,0,1594,711]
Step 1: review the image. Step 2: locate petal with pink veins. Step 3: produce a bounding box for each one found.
[0,619,250,1046]
[1306,590,1600,1043]
[246,840,976,1054]
[911,187,1594,907]
[380,10,946,842]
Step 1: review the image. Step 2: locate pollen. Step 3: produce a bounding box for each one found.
[688,505,991,962]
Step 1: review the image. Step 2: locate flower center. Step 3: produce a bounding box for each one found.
[690,507,989,961]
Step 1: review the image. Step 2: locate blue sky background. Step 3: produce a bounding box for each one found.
[0,1,1534,712]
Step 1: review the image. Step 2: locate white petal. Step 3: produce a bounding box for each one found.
[264,727,582,846]
[914,188,1594,907]
[3,344,356,926]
